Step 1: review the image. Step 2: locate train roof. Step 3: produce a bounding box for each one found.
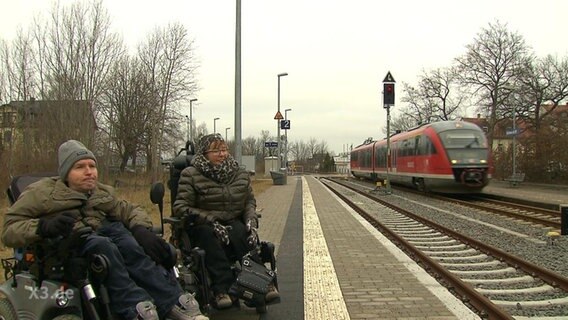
[352,120,484,151]
[427,120,482,132]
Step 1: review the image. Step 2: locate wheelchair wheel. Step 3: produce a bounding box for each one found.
[0,298,16,320]
[53,314,81,320]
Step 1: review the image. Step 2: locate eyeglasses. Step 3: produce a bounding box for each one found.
[206,148,228,155]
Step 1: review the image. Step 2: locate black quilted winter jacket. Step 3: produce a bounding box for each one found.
[172,166,257,225]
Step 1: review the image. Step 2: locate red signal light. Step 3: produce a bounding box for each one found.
[383,83,395,105]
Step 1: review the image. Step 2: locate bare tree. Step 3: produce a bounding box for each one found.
[391,67,468,135]
[0,29,38,102]
[455,20,533,147]
[101,56,152,172]
[385,109,419,136]
[194,122,209,141]
[0,39,9,103]
[517,54,568,131]
[419,67,467,120]
[137,22,199,180]
[242,136,258,156]
[38,0,122,105]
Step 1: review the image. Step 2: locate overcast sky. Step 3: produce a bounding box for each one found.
[2,0,567,154]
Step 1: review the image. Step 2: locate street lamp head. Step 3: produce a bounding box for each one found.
[285,108,292,112]
[214,117,220,121]
[278,72,288,77]
[190,98,198,103]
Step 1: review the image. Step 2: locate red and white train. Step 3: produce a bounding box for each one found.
[350,121,493,193]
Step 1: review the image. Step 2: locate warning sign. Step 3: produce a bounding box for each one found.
[274,111,283,120]
[383,71,396,83]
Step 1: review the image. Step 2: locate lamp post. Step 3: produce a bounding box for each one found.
[184,115,190,142]
[213,117,220,134]
[225,127,231,141]
[284,108,292,167]
[189,98,198,142]
[277,72,288,170]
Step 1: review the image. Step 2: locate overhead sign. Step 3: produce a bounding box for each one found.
[281,119,291,130]
[274,111,283,120]
[383,71,396,83]
[506,128,519,136]
[264,141,278,148]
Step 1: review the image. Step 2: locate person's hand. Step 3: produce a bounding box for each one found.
[131,225,173,266]
[245,218,258,232]
[247,226,259,248]
[212,221,230,245]
[37,212,76,238]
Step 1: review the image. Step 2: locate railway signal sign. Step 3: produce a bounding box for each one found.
[383,83,395,105]
[265,141,278,148]
[281,119,291,130]
[382,71,396,106]
[382,71,396,194]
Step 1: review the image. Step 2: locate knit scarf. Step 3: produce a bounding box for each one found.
[192,153,239,184]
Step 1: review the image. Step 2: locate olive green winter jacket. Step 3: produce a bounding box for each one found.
[1,177,153,248]
[172,166,257,224]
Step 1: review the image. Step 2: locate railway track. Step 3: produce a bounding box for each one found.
[348,177,562,230]
[321,177,568,319]
[434,194,561,230]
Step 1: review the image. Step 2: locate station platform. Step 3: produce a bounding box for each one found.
[481,179,568,209]
[212,175,480,320]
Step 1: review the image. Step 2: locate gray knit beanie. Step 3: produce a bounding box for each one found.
[58,140,97,180]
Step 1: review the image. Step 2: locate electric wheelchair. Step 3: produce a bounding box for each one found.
[152,141,280,314]
[0,173,176,320]
[0,173,116,320]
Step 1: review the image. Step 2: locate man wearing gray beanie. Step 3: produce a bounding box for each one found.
[2,140,208,320]
[58,139,97,181]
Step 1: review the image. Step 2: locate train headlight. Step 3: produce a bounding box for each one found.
[451,159,458,164]
[480,160,487,163]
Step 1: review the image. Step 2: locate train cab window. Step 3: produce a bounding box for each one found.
[440,130,487,149]
[439,129,489,164]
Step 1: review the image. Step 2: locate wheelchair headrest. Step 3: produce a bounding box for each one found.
[172,154,193,171]
[185,141,195,155]
[7,173,57,205]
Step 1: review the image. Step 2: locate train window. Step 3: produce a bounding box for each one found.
[363,149,371,167]
[375,145,387,167]
[414,136,421,155]
[407,138,416,156]
[440,130,487,149]
[417,135,436,155]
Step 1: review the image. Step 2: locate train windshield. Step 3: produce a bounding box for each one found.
[439,129,489,164]
[439,130,488,148]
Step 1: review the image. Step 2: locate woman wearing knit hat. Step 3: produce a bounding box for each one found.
[173,133,279,309]
[1,140,208,320]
